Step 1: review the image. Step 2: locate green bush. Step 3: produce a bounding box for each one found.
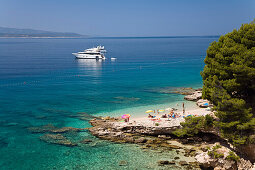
[205,114,214,127]
[208,151,224,159]
[208,145,224,159]
[226,151,240,162]
[173,115,214,137]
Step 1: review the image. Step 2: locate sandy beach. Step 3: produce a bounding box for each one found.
[109,102,212,128]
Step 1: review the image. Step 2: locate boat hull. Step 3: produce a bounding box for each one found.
[72,53,105,59]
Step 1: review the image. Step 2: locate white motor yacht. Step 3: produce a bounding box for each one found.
[72,46,106,59]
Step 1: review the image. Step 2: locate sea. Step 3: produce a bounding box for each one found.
[0,36,218,170]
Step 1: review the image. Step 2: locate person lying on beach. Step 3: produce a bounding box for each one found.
[161,114,167,118]
[148,114,153,118]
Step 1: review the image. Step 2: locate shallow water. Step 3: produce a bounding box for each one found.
[0,37,217,169]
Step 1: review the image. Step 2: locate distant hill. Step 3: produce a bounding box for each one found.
[0,27,86,38]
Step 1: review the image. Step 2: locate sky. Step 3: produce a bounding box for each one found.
[0,0,255,36]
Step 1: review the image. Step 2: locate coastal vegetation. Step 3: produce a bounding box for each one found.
[173,115,214,137]
[201,21,255,145]
[173,21,255,147]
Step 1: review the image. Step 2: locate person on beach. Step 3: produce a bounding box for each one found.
[161,114,167,118]
[183,102,185,114]
[167,114,171,120]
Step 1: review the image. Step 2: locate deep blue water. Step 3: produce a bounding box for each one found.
[0,37,217,169]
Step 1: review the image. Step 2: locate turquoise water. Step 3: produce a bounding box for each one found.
[0,37,217,169]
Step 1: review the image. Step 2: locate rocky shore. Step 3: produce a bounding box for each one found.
[88,116,255,170]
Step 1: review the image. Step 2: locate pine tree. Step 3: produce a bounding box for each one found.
[201,21,255,145]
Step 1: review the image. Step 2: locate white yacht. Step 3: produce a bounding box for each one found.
[85,46,106,53]
[72,46,106,59]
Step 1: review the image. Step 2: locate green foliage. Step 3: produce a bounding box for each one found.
[212,144,222,150]
[208,151,224,159]
[205,114,214,127]
[208,145,224,159]
[155,123,159,126]
[173,115,214,137]
[201,22,255,145]
[226,151,240,162]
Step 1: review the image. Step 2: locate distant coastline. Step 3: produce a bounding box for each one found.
[0,37,85,39]
[0,35,220,39]
[0,26,86,38]
[0,27,221,39]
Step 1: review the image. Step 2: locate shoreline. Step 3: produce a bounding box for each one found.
[95,99,203,119]
[87,89,255,169]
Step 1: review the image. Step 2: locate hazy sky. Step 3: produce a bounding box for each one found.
[0,0,255,36]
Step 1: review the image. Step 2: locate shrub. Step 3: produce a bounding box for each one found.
[207,144,224,159]
[226,151,240,162]
[173,115,214,137]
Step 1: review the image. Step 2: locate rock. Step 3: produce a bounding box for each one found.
[157,160,169,166]
[172,87,196,95]
[102,116,111,120]
[119,160,128,166]
[179,161,188,166]
[27,124,86,134]
[195,144,241,170]
[125,137,134,143]
[49,127,85,133]
[27,124,56,133]
[76,112,99,121]
[80,139,92,144]
[196,99,210,108]
[168,144,181,149]
[200,145,209,152]
[157,160,176,166]
[184,90,202,101]
[40,134,77,147]
[168,161,176,164]
[237,158,254,170]
[134,137,147,143]
[158,135,166,138]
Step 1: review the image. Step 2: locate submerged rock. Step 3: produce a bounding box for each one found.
[119,160,128,166]
[144,87,197,95]
[80,139,93,144]
[179,161,188,166]
[49,127,85,133]
[27,124,86,134]
[113,96,140,103]
[157,160,176,166]
[27,124,56,133]
[40,134,77,147]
